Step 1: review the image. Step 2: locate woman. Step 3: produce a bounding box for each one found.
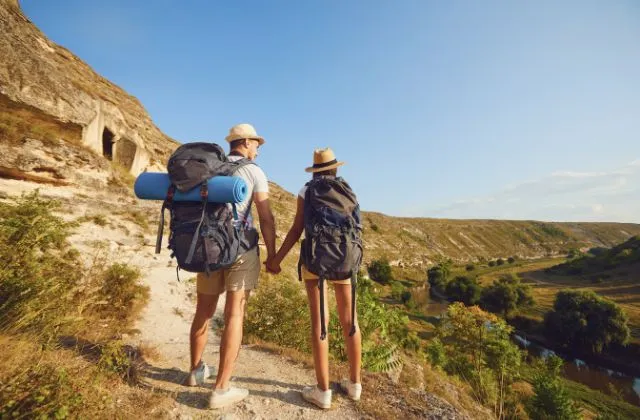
[266,148,362,409]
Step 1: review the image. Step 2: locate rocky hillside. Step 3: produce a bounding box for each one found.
[0,0,178,176]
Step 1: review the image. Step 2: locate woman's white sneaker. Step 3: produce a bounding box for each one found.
[209,387,249,409]
[339,379,362,401]
[302,385,332,409]
[185,361,211,386]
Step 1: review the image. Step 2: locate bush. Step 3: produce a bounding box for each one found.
[99,263,148,322]
[436,303,523,414]
[445,276,481,305]
[544,290,630,354]
[368,258,393,285]
[507,256,516,264]
[427,262,450,293]
[488,260,497,267]
[527,356,581,420]
[496,258,505,266]
[480,273,534,317]
[465,264,475,271]
[390,281,405,301]
[245,277,310,352]
[0,191,84,342]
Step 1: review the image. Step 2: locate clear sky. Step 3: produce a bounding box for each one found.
[21,0,640,222]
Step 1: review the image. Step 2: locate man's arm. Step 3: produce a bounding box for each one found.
[254,191,276,260]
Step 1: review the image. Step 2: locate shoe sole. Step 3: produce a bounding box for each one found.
[302,393,331,409]
[209,392,248,409]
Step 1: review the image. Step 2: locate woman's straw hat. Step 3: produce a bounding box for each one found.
[225,123,266,145]
[305,148,345,173]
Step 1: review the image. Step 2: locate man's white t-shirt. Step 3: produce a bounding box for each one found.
[228,155,268,226]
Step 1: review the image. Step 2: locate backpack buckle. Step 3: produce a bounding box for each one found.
[200,183,208,200]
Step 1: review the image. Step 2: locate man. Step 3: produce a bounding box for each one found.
[185,123,276,409]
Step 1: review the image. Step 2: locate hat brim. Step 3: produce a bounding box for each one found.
[225,136,266,145]
[305,161,345,173]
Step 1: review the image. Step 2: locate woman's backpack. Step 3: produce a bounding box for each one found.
[299,175,363,340]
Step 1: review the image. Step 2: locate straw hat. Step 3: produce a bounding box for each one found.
[225,123,266,145]
[305,148,345,173]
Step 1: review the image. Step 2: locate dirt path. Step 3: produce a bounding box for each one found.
[131,245,362,419]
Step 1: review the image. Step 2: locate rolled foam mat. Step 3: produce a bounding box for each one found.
[134,172,247,203]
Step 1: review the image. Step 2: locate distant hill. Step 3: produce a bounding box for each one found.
[547,236,640,278]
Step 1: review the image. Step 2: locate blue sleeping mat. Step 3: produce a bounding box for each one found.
[134,172,247,203]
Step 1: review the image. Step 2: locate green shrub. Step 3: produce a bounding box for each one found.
[544,290,629,354]
[480,273,534,317]
[0,191,85,343]
[245,277,310,353]
[507,256,516,264]
[496,258,505,266]
[99,263,148,323]
[527,357,581,420]
[488,260,497,267]
[445,276,481,305]
[465,263,475,271]
[98,340,137,384]
[368,258,393,285]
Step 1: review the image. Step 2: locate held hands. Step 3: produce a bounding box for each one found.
[264,255,281,274]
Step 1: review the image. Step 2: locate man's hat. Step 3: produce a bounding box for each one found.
[225,123,266,145]
[305,148,345,173]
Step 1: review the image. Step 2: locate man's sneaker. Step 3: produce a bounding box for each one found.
[339,379,362,401]
[302,385,332,409]
[209,387,249,409]
[184,361,210,387]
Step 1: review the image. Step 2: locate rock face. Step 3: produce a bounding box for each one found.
[0,0,178,175]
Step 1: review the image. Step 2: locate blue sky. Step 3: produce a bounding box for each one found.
[22,1,640,222]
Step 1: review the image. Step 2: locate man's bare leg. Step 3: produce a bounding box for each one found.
[214,289,250,390]
[190,292,220,371]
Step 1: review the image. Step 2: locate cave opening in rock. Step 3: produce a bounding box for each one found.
[102,127,114,160]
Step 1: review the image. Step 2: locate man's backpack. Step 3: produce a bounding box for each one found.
[155,142,257,276]
[299,175,363,340]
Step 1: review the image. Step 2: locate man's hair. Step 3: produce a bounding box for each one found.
[229,139,246,150]
[312,168,338,178]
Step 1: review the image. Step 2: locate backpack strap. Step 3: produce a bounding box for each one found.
[349,270,357,337]
[185,182,209,265]
[155,185,176,254]
[318,276,327,341]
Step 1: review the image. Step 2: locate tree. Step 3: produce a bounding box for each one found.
[427,262,450,293]
[488,260,497,267]
[368,258,393,284]
[480,274,534,317]
[435,303,523,417]
[496,258,505,266]
[445,276,481,306]
[507,257,516,264]
[527,356,581,420]
[544,290,630,354]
